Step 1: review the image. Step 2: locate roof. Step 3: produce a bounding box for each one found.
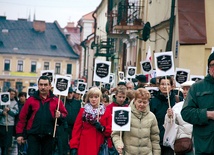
[0,17,79,59]
[82,11,94,20]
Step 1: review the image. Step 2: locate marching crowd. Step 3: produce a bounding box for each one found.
[1,52,214,155]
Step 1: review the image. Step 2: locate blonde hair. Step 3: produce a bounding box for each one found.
[85,87,102,103]
[135,88,151,100]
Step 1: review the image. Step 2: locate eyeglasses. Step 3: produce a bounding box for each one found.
[209,64,214,67]
[160,83,171,86]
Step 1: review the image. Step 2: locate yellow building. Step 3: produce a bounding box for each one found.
[0,17,79,92]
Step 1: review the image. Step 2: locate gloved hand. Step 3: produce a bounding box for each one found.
[70,148,77,155]
[94,121,105,132]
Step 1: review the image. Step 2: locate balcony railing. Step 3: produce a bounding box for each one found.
[107,1,144,33]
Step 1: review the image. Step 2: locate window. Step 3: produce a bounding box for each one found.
[55,63,61,74]
[44,62,49,70]
[67,64,72,74]
[17,60,23,72]
[31,61,37,72]
[4,59,10,71]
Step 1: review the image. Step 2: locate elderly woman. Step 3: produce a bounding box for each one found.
[150,76,177,155]
[165,81,195,155]
[69,87,112,155]
[111,88,161,155]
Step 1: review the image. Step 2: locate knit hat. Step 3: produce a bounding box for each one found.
[208,52,214,66]
[68,87,73,93]
[136,74,147,83]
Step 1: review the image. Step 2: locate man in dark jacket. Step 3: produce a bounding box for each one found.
[181,52,214,154]
[63,87,81,154]
[16,75,68,155]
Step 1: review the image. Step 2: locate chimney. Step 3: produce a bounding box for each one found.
[33,20,46,32]
[67,22,75,28]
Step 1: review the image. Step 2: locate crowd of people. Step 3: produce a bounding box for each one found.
[1,53,214,155]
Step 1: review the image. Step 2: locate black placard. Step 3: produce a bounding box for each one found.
[191,77,202,82]
[28,88,36,97]
[56,78,68,92]
[95,81,100,87]
[96,63,109,78]
[176,71,188,84]
[128,68,135,76]
[78,83,86,92]
[142,62,152,72]
[157,55,172,72]
[1,94,9,103]
[119,73,124,80]
[114,110,129,127]
[109,75,113,83]
[104,83,111,90]
[42,72,53,82]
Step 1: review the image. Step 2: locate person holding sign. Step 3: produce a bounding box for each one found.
[150,76,177,155]
[165,80,195,155]
[69,87,112,155]
[16,75,68,155]
[106,85,129,153]
[0,88,19,155]
[181,52,214,154]
[111,88,161,155]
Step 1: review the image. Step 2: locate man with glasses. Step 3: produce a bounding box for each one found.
[16,75,68,155]
[181,52,214,154]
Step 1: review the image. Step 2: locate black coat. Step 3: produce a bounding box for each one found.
[150,90,176,145]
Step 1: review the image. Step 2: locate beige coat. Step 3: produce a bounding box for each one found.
[111,100,161,155]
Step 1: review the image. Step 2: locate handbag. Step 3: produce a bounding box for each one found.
[174,137,193,154]
[163,119,178,150]
[98,138,109,155]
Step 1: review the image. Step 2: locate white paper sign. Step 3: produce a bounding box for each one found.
[140,60,153,75]
[27,86,38,98]
[0,92,10,106]
[211,47,214,54]
[175,68,190,87]
[53,75,71,96]
[118,71,125,81]
[190,75,204,82]
[112,107,131,131]
[154,51,175,77]
[76,82,87,94]
[41,70,55,86]
[126,66,136,79]
[93,60,111,83]
[109,73,115,86]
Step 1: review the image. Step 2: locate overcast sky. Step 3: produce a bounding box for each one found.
[0,0,101,27]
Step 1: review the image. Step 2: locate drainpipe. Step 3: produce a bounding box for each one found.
[92,11,97,46]
[166,0,175,51]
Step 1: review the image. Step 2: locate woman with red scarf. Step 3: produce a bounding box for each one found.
[69,87,112,155]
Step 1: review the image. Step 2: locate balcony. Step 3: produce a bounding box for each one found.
[106,1,144,35]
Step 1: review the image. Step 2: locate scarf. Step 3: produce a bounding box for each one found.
[83,103,106,124]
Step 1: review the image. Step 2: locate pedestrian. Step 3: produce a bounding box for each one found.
[106,85,129,154]
[181,52,214,154]
[62,87,81,155]
[69,87,112,155]
[126,81,134,90]
[16,75,68,155]
[134,74,147,89]
[16,92,27,155]
[165,80,195,155]
[0,88,19,155]
[102,94,110,107]
[112,88,161,155]
[150,76,177,155]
